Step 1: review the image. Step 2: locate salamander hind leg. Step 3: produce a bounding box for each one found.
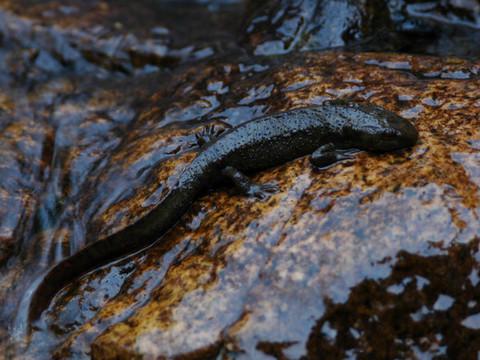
[221,166,278,200]
[310,143,354,169]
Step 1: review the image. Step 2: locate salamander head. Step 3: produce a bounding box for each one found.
[330,102,418,151]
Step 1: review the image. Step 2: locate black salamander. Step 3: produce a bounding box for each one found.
[28,102,418,325]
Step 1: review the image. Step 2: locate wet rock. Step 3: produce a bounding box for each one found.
[389,0,480,31]
[306,240,480,358]
[0,0,244,83]
[387,0,480,57]
[5,51,477,359]
[244,0,392,55]
[2,1,480,359]
[0,74,162,339]
[244,0,480,57]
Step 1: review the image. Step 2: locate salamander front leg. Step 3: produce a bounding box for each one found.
[195,122,231,147]
[221,166,278,200]
[310,143,354,168]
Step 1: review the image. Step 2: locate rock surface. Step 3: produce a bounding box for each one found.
[244,0,393,55]
[1,0,480,359]
[18,51,480,359]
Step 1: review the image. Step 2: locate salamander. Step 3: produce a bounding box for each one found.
[27,102,418,325]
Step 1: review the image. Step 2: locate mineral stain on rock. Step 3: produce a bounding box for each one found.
[1,0,480,359]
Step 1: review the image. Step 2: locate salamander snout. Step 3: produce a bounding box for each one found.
[379,112,418,150]
[348,103,419,151]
